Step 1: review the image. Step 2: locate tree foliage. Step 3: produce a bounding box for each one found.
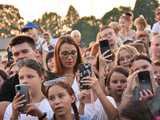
[64,5,80,28]
[101,6,131,25]
[72,18,99,47]
[0,4,24,37]
[33,12,62,37]
[133,0,159,26]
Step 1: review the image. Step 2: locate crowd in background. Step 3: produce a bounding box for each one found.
[1,6,160,120]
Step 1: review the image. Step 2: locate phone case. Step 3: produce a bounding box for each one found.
[138,71,153,92]
[79,63,92,90]
[15,84,30,113]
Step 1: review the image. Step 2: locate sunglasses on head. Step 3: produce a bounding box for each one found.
[43,77,65,87]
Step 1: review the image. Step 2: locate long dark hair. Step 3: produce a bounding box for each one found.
[45,81,80,120]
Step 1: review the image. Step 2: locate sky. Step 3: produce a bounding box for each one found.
[0,0,159,21]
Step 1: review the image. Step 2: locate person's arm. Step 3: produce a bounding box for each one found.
[119,71,139,112]
[83,76,118,120]
[10,92,25,120]
[78,90,87,115]
[93,82,118,120]
[0,101,10,120]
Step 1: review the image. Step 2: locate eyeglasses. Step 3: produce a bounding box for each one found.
[60,50,77,58]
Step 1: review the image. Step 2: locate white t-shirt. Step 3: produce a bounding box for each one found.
[71,78,117,120]
[3,98,53,120]
[84,96,117,120]
[152,22,160,33]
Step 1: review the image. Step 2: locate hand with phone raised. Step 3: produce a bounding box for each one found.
[11,84,30,119]
[99,39,114,62]
[78,63,92,90]
[138,71,154,102]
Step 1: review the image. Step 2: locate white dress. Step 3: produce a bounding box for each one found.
[3,98,53,120]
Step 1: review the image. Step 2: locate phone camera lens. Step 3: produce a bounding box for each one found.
[17,86,21,90]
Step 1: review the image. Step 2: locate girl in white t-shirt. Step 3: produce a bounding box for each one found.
[78,74,118,120]
[3,59,53,120]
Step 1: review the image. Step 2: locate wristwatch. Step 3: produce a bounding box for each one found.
[39,112,47,120]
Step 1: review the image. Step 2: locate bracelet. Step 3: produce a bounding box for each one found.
[38,112,47,120]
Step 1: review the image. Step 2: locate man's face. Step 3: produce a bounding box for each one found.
[99,28,117,49]
[131,59,153,72]
[12,42,36,62]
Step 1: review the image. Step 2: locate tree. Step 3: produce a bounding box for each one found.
[33,12,62,37]
[72,18,99,47]
[133,0,159,26]
[102,6,131,25]
[0,4,24,37]
[64,5,80,28]
[80,16,100,26]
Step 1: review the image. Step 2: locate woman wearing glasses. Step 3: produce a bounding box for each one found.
[54,35,82,80]
[54,35,82,96]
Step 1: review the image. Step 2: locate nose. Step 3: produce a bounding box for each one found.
[123,57,129,63]
[67,55,73,60]
[53,97,61,106]
[117,82,123,88]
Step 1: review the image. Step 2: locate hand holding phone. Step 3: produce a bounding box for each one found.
[138,71,153,93]
[15,84,30,113]
[79,63,92,90]
[99,40,113,60]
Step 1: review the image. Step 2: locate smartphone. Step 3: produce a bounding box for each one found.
[99,40,113,60]
[79,63,92,90]
[138,71,153,93]
[15,84,30,113]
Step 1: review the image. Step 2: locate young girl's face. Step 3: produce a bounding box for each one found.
[108,72,127,96]
[48,85,75,116]
[18,66,43,93]
[119,18,130,29]
[118,49,132,68]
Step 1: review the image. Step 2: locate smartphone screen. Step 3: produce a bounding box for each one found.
[138,71,153,92]
[15,84,30,113]
[99,40,113,60]
[99,40,110,54]
[79,63,92,90]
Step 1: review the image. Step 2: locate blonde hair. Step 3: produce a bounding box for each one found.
[108,21,120,35]
[115,45,139,66]
[134,15,148,29]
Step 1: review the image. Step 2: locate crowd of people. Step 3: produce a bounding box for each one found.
[1,6,160,120]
